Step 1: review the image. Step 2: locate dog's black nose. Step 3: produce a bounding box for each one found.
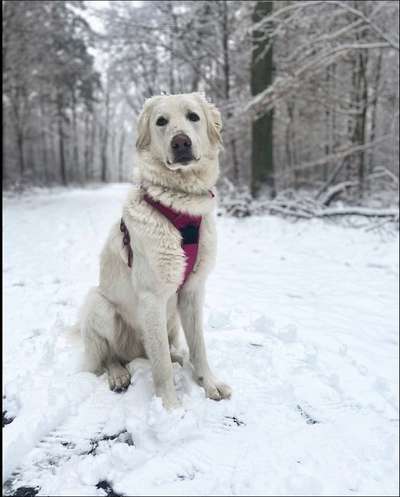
[171,134,192,152]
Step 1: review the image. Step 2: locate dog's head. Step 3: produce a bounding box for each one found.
[136,93,222,174]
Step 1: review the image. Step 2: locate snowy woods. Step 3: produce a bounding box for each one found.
[3,3,399,495]
[3,0,399,207]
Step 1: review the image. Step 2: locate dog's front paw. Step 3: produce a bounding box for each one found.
[199,375,232,401]
[107,363,131,393]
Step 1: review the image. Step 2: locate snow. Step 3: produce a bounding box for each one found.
[3,184,399,496]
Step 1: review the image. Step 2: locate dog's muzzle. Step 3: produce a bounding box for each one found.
[170,133,194,164]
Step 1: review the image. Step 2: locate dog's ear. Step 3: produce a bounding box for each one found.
[136,96,161,151]
[194,93,223,146]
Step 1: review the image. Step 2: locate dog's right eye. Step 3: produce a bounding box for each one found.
[156,116,168,126]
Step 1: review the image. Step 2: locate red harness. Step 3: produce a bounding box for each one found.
[120,190,214,289]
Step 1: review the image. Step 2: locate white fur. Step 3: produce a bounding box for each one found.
[79,93,232,409]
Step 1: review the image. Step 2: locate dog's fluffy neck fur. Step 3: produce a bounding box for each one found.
[135,150,219,216]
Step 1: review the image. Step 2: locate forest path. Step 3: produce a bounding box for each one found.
[3,184,398,496]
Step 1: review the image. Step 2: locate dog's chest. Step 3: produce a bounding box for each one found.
[153,235,187,288]
[126,212,184,289]
[124,194,214,290]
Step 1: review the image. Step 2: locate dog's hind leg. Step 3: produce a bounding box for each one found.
[80,287,131,392]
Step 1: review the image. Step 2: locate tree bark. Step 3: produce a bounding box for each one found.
[222,0,230,102]
[101,83,110,183]
[168,2,176,94]
[368,51,382,178]
[72,90,80,183]
[323,68,331,182]
[89,113,96,180]
[49,120,57,183]
[285,100,295,188]
[10,86,27,179]
[221,0,240,184]
[351,50,368,199]
[118,129,125,182]
[358,51,368,199]
[57,94,67,186]
[16,130,25,179]
[251,0,274,197]
[39,98,49,184]
[84,112,90,181]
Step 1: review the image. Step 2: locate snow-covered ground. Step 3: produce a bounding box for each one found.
[3,184,399,496]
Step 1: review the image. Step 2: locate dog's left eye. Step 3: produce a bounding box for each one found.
[156,116,168,126]
[187,112,200,122]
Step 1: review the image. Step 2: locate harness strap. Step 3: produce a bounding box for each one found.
[120,218,133,268]
[143,194,202,288]
[120,189,214,288]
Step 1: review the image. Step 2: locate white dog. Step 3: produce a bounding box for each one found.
[79,93,232,409]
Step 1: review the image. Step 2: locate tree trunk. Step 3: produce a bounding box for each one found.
[251,0,274,197]
[10,86,26,179]
[84,112,90,181]
[16,129,25,179]
[357,51,368,199]
[350,48,368,199]
[330,62,337,165]
[347,54,359,182]
[286,100,295,189]
[28,137,36,178]
[221,0,240,184]
[168,2,176,94]
[58,117,67,186]
[49,120,57,183]
[191,71,200,92]
[118,129,125,182]
[89,112,97,180]
[323,68,331,182]
[101,84,110,183]
[111,130,116,183]
[39,99,49,184]
[222,0,230,102]
[368,51,382,179]
[72,90,79,183]
[57,95,67,186]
